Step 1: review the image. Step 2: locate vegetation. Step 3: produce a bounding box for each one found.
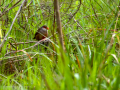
[0,0,120,89]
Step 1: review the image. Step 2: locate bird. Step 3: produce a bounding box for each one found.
[33,25,49,40]
[33,25,49,51]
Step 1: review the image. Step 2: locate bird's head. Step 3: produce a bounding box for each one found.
[42,25,49,30]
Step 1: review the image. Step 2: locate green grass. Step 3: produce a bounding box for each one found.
[0,0,120,90]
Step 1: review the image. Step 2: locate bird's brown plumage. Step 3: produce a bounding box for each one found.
[33,25,49,40]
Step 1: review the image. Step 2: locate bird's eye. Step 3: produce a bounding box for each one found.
[43,26,46,28]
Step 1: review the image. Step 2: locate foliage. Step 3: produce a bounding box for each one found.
[0,0,120,89]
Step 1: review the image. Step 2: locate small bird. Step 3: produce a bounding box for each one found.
[33,25,49,40]
[33,25,49,51]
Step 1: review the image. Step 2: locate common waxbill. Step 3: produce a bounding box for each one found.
[33,25,49,40]
[33,25,49,50]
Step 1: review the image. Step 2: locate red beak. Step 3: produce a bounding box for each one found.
[47,27,49,30]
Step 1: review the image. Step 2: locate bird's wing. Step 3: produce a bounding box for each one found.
[33,32,39,39]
